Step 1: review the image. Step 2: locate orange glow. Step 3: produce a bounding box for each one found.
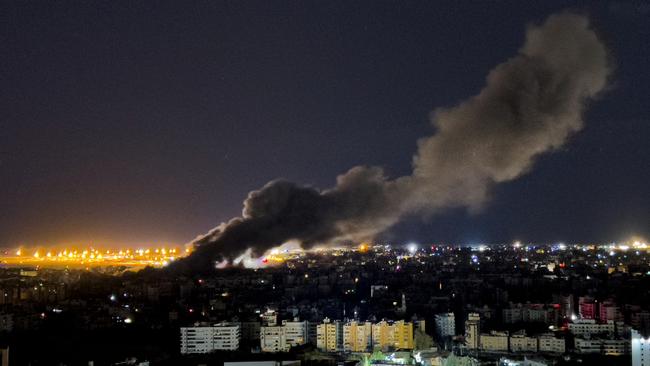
[1,244,190,270]
[358,243,370,253]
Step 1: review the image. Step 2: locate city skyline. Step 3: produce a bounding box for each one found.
[2,2,650,365]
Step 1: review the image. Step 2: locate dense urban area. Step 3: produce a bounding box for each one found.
[1,242,649,366]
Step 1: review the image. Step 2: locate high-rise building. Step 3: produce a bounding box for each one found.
[343,321,372,352]
[465,313,480,350]
[180,323,240,354]
[317,318,343,352]
[435,313,455,340]
[260,320,309,352]
[282,320,309,347]
[393,320,414,350]
[578,296,597,320]
[372,320,394,350]
[599,301,623,322]
[260,326,288,352]
[370,320,414,351]
[632,329,650,366]
[552,294,574,318]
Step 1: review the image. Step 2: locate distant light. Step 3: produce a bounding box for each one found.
[407,243,418,254]
[124,317,132,324]
[109,294,117,302]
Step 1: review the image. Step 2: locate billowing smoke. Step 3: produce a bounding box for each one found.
[174,13,610,271]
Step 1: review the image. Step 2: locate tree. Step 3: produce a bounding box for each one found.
[414,329,434,350]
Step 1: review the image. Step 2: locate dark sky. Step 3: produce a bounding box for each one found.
[1,1,648,248]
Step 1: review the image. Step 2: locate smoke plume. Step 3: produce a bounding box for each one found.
[175,13,610,271]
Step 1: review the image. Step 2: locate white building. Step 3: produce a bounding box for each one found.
[260,326,288,352]
[537,334,565,353]
[180,323,240,354]
[260,320,309,352]
[435,313,455,340]
[480,331,509,352]
[568,319,615,337]
[465,313,480,349]
[632,329,650,366]
[575,338,629,355]
[509,333,538,352]
[282,320,309,347]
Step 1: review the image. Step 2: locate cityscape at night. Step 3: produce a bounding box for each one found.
[1,1,649,366]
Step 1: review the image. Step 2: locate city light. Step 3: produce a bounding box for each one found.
[1,245,186,269]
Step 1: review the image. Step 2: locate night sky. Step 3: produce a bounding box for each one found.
[1,1,648,248]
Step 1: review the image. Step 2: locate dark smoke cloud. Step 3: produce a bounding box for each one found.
[175,13,610,271]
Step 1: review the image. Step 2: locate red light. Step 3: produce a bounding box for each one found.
[262,258,269,264]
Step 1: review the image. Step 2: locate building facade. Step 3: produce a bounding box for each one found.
[343,321,372,352]
[435,313,455,340]
[180,323,240,354]
[537,334,566,353]
[465,313,480,350]
[480,331,508,352]
[509,333,538,352]
[632,329,650,366]
[317,318,343,352]
[260,326,288,352]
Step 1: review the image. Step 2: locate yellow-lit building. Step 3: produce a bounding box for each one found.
[343,321,373,352]
[317,318,342,352]
[392,320,414,350]
[372,320,394,350]
[480,331,509,352]
[371,320,414,351]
